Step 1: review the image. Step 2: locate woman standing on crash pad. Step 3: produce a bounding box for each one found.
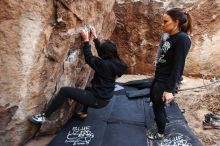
[148,8,192,140]
[29,26,127,124]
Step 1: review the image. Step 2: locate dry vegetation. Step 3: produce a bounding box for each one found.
[175,77,220,146]
[198,85,220,113]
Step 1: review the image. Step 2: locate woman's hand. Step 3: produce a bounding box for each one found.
[90,26,97,39]
[80,28,89,42]
[162,91,174,104]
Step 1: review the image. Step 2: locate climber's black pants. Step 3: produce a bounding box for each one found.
[45,87,109,118]
[150,81,167,134]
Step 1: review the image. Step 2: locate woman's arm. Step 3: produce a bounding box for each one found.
[163,35,191,103]
[80,30,97,69]
[80,29,101,70]
[93,38,101,52]
[91,26,102,53]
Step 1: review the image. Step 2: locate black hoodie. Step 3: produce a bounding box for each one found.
[83,39,128,100]
[155,32,191,93]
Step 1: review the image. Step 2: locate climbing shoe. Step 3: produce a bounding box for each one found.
[204,113,220,123]
[147,132,164,140]
[75,112,88,120]
[203,120,220,130]
[29,113,46,124]
[203,113,220,130]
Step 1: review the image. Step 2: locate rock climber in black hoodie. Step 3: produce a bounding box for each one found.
[29,26,127,124]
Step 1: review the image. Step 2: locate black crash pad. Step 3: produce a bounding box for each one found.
[48,94,148,146]
[48,83,202,146]
[126,88,151,99]
[121,78,154,89]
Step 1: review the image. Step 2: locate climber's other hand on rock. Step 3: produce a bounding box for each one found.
[90,26,97,39]
[80,29,89,42]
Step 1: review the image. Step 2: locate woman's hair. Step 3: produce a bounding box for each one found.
[99,40,122,62]
[166,8,192,34]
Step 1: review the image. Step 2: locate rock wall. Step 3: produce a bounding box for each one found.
[0,0,116,146]
[112,0,220,77]
[111,0,162,75]
[185,0,220,77]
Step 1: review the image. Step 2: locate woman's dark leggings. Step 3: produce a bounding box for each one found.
[44,87,109,118]
[150,81,167,134]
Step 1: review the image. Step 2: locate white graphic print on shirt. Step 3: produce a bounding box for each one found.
[158,41,171,63]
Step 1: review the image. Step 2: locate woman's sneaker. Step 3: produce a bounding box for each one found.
[29,113,46,124]
[147,132,164,140]
[203,119,220,130]
[205,113,220,122]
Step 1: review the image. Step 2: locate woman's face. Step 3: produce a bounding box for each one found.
[162,14,179,34]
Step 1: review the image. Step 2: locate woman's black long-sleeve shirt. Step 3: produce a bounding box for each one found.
[155,32,191,93]
[83,39,127,100]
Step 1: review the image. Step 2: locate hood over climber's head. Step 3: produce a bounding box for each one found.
[98,40,118,60]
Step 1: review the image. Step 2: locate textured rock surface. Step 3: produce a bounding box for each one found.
[112,0,220,77]
[0,0,116,146]
[111,0,162,75]
[184,0,220,77]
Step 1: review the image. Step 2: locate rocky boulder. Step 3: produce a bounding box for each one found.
[112,0,220,77]
[0,0,116,146]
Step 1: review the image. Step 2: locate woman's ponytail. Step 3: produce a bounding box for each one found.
[181,12,192,34]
